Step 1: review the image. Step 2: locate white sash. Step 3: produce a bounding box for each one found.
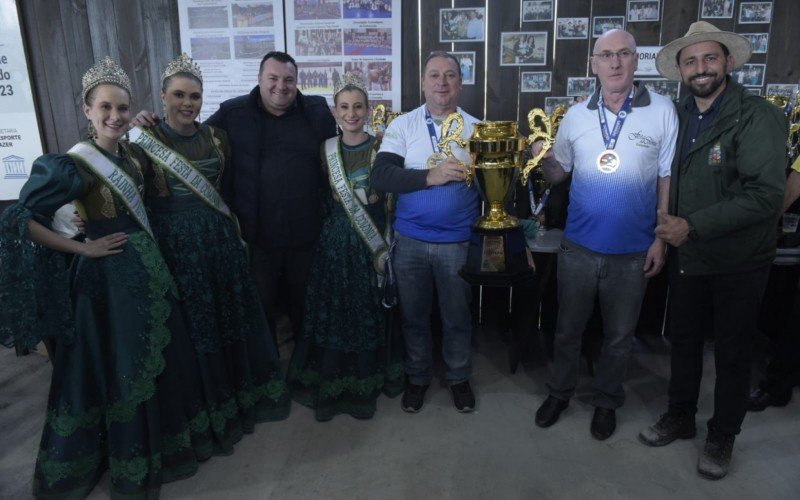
[67,142,153,238]
[324,136,389,275]
[128,126,234,221]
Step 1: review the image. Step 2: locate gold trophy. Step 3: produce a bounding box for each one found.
[460,106,566,285]
[370,104,403,144]
[426,113,468,169]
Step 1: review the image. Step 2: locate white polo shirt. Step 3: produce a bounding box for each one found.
[553,83,678,254]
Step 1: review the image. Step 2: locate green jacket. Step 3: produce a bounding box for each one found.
[670,79,787,275]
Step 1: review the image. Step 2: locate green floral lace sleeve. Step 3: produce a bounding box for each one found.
[0,154,86,353]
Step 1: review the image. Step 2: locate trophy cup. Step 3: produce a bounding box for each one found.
[459,106,566,286]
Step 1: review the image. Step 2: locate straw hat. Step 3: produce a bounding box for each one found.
[655,21,752,81]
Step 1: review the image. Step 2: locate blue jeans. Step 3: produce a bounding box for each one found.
[393,232,472,386]
[547,239,648,409]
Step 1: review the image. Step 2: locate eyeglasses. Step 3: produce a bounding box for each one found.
[592,50,636,62]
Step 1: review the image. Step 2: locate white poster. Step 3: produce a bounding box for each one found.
[285,0,401,112]
[0,0,44,200]
[635,46,662,77]
[178,0,286,122]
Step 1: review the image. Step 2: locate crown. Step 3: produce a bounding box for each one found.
[162,53,203,84]
[81,56,132,102]
[334,72,368,98]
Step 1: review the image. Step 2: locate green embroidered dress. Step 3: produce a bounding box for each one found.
[143,122,290,437]
[0,141,218,498]
[287,135,404,421]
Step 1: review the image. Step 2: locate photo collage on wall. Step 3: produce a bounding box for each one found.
[285,0,401,112]
[454,1,793,109]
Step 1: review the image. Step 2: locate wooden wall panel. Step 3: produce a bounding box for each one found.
[16,0,800,155]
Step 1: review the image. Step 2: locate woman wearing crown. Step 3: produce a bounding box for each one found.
[0,57,218,497]
[285,74,404,421]
[129,54,290,438]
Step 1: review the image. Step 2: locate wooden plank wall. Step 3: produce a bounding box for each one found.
[18,0,799,154]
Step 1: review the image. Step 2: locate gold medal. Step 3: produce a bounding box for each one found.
[426,152,447,169]
[597,150,620,174]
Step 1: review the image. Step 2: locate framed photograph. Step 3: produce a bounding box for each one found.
[557,17,589,39]
[293,0,340,20]
[521,71,552,92]
[440,8,485,42]
[567,77,597,97]
[233,3,274,28]
[500,32,548,66]
[739,2,773,23]
[640,78,680,101]
[343,28,391,56]
[453,52,477,85]
[544,96,574,115]
[521,1,553,22]
[296,28,343,57]
[730,63,766,87]
[766,83,799,100]
[627,0,660,22]
[593,16,625,38]
[742,33,769,53]
[748,88,762,96]
[700,0,735,19]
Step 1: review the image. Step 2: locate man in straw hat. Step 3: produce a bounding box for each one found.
[638,21,788,480]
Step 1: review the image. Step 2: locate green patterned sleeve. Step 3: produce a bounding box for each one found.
[0,154,87,353]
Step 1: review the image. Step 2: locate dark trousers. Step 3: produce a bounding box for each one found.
[667,261,770,435]
[250,243,316,345]
[757,264,800,400]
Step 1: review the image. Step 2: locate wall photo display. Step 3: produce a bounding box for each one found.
[739,2,773,24]
[566,77,596,97]
[521,1,553,22]
[593,16,625,38]
[557,17,589,39]
[641,78,681,101]
[628,0,660,22]
[521,71,552,92]
[742,33,769,53]
[731,63,766,87]
[440,8,485,42]
[500,32,548,66]
[453,51,477,85]
[700,0,735,19]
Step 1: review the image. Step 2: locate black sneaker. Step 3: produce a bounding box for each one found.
[697,430,735,480]
[401,383,429,413]
[450,381,475,412]
[638,412,696,447]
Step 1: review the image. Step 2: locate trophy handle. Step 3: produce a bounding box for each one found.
[465,164,473,187]
[439,112,468,157]
[371,104,386,137]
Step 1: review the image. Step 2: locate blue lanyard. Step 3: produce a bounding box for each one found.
[424,107,442,154]
[597,89,634,150]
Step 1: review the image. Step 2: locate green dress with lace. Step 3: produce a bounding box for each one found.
[143,122,290,436]
[286,135,404,421]
[0,141,220,499]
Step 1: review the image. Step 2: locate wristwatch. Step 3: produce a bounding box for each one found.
[685,218,699,241]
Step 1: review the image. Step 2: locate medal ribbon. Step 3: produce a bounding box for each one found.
[424,107,442,154]
[597,88,634,150]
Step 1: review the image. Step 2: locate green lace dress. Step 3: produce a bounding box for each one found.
[143,122,290,438]
[0,141,218,499]
[287,135,404,421]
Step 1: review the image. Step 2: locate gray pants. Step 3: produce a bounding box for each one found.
[547,239,649,409]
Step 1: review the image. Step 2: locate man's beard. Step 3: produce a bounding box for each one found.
[684,72,726,98]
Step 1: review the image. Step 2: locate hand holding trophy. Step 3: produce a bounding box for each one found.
[426,113,468,170]
[524,105,567,185]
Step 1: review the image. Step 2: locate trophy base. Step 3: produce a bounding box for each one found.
[459,226,535,287]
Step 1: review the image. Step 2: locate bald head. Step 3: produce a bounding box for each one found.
[591,29,638,96]
[594,29,636,54]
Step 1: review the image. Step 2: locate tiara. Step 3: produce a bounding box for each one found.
[162,53,203,84]
[334,72,368,97]
[81,56,132,102]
